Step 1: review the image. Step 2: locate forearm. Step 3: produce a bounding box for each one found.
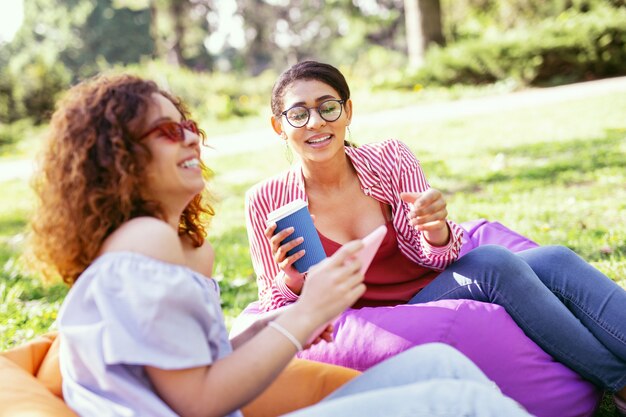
[176,307,317,417]
[417,220,463,268]
[258,271,301,311]
[423,223,451,247]
[229,305,290,349]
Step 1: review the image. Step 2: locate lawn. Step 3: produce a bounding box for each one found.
[208,90,626,327]
[0,84,624,415]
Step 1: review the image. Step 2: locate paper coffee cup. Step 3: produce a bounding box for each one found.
[267,199,327,273]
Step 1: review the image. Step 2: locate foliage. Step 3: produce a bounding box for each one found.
[377,5,626,89]
[0,259,67,349]
[116,60,276,122]
[233,0,405,74]
[2,0,625,125]
[440,0,623,40]
[10,0,154,79]
[68,0,154,76]
[3,55,72,125]
[0,179,67,348]
[0,0,152,124]
[1,84,625,417]
[0,44,72,124]
[0,120,36,151]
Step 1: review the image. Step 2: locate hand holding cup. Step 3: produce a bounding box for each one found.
[264,223,306,289]
[265,200,327,293]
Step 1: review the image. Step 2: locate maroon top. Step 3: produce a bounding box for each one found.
[318,203,439,308]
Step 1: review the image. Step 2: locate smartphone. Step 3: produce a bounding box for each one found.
[305,225,388,345]
[356,224,387,274]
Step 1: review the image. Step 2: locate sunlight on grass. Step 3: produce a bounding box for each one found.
[1,88,625,360]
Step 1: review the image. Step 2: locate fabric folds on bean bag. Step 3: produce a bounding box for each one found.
[459,219,539,257]
[235,219,599,416]
[236,300,600,417]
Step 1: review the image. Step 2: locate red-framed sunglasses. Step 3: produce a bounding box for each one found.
[139,120,204,144]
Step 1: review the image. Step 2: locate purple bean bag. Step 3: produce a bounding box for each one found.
[235,220,601,417]
[459,218,540,257]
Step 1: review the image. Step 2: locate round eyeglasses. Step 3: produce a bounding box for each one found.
[281,99,345,128]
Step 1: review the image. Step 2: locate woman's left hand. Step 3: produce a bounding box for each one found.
[401,189,450,246]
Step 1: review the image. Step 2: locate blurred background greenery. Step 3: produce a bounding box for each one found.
[1,2,626,413]
[1,0,625,139]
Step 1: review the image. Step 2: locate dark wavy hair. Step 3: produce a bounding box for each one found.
[28,73,215,285]
[271,60,356,147]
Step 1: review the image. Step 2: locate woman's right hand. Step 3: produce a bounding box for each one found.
[296,240,366,324]
[265,222,307,293]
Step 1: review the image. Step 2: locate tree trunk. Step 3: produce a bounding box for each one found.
[148,0,162,60]
[404,0,445,68]
[167,0,186,67]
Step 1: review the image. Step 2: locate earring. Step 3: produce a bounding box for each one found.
[284,139,293,163]
[346,126,353,146]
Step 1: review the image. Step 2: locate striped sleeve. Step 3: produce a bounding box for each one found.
[393,140,463,270]
[245,181,299,312]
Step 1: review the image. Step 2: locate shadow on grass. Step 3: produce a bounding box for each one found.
[438,128,625,195]
[483,129,625,185]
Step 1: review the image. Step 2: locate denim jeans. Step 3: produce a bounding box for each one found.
[285,343,530,417]
[408,244,626,391]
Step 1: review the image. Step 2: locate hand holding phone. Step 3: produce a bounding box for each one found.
[305,225,387,345]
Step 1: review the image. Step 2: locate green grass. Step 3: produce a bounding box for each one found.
[206,89,626,295]
[1,86,625,416]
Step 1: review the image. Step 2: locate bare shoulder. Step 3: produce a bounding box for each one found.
[182,238,215,278]
[101,217,186,266]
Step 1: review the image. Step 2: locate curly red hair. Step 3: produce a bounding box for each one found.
[28,73,214,285]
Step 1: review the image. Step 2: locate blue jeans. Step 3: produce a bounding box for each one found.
[284,343,530,417]
[408,245,626,391]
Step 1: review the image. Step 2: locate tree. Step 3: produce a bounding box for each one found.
[235,0,405,75]
[404,0,445,68]
[10,0,154,79]
[145,0,214,70]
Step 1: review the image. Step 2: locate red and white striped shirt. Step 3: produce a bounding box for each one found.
[245,139,463,311]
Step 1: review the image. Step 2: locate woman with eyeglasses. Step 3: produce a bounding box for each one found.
[28,73,532,417]
[245,60,626,414]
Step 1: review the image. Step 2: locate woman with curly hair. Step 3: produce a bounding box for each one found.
[29,75,213,285]
[27,73,531,417]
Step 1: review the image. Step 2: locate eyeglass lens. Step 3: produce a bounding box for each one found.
[285,100,343,128]
[160,120,199,142]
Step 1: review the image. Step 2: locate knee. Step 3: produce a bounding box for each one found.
[463,244,524,271]
[538,245,579,262]
[406,343,472,367]
[460,245,533,285]
[467,244,517,262]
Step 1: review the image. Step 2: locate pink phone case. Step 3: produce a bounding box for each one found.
[306,225,388,345]
[357,224,387,274]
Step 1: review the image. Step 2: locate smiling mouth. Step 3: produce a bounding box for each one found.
[178,158,200,169]
[306,135,332,144]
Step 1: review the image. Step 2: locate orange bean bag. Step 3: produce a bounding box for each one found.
[0,333,360,417]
